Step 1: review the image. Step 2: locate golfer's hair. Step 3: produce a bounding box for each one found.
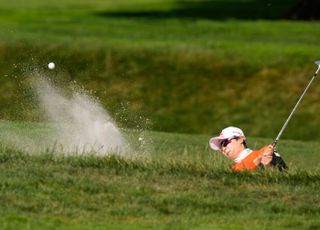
[243,140,248,148]
[235,136,247,148]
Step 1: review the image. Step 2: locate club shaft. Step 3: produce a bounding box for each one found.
[273,65,320,146]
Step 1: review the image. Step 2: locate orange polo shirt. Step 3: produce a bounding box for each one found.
[232,146,269,171]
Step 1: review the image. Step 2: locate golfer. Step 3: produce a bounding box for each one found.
[209,126,287,171]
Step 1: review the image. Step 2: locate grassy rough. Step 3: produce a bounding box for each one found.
[0,121,319,229]
[1,1,320,229]
[0,150,319,230]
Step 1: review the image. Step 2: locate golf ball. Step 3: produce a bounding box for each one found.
[48,62,55,70]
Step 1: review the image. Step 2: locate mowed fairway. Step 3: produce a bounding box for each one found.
[1,0,320,229]
[1,0,320,139]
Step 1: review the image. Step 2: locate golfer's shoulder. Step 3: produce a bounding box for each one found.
[237,148,265,165]
[254,145,269,154]
[232,150,260,171]
[246,147,266,159]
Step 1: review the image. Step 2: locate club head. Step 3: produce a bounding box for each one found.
[315,60,320,66]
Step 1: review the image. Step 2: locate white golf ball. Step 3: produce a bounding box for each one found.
[48,62,55,70]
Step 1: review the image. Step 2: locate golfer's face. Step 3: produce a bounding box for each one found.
[220,137,244,160]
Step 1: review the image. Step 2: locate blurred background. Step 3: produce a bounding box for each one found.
[1,0,320,140]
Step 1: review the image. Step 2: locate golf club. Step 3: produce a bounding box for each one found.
[272,60,320,147]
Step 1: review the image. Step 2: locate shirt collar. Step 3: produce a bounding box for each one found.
[234,148,252,163]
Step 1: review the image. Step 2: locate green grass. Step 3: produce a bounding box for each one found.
[1,1,320,229]
[0,121,319,229]
[1,0,320,140]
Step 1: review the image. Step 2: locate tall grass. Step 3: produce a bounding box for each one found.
[0,120,319,229]
[0,121,319,229]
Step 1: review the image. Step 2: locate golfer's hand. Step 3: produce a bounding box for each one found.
[260,144,274,167]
